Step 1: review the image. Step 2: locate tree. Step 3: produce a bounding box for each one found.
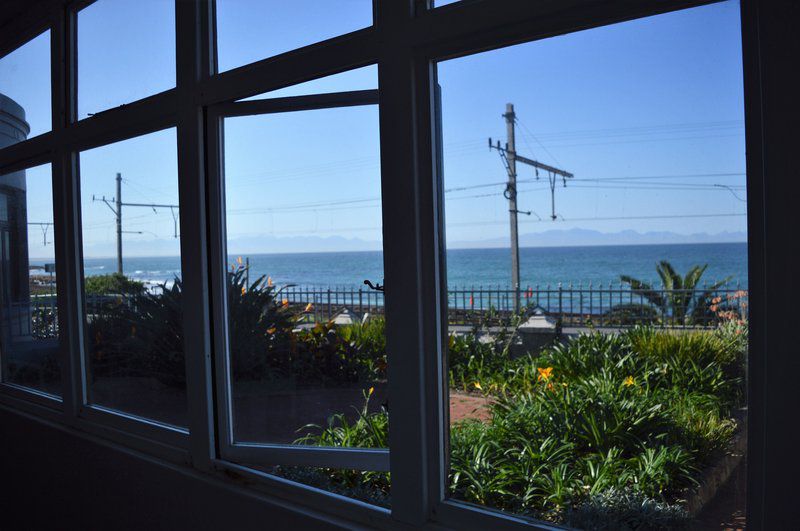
[620,261,730,325]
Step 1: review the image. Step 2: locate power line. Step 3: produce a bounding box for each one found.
[226,212,747,238]
[92,172,179,273]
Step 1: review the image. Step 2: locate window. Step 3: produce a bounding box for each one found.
[0,31,51,138]
[215,0,373,73]
[210,70,389,503]
[437,2,747,528]
[0,163,60,396]
[77,0,176,119]
[0,0,782,529]
[79,128,186,428]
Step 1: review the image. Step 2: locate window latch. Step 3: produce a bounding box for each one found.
[363,280,384,292]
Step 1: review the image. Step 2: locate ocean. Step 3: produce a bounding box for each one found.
[64,242,748,290]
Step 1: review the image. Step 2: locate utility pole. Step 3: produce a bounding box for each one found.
[504,104,521,312]
[116,172,123,274]
[489,103,574,312]
[93,172,179,275]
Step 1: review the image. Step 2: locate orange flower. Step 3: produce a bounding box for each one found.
[546,382,555,391]
[282,298,289,306]
[304,302,314,312]
[537,367,553,381]
[236,256,243,265]
[241,286,246,296]
[266,327,276,335]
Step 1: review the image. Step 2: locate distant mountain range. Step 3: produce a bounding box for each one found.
[78,228,747,258]
[449,228,748,249]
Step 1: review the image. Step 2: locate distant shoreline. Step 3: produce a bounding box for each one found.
[38,240,748,262]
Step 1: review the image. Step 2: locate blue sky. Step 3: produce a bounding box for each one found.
[0,0,746,259]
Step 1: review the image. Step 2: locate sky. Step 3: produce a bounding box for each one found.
[0,0,746,260]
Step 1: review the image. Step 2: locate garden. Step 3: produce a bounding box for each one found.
[82,265,748,529]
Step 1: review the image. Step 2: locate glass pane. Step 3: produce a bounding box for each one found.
[239,65,377,101]
[78,0,175,119]
[79,129,186,427]
[438,2,747,528]
[216,0,373,73]
[223,104,385,443]
[0,163,60,396]
[222,98,388,499]
[0,31,51,138]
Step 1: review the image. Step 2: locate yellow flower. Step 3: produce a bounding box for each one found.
[537,367,553,381]
[237,256,243,265]
[368,386,375,396]
[623,376,635,387]
[267,276,273,287]
[241,286,246,296]
[304,302,314,312]
[474,381,483,390]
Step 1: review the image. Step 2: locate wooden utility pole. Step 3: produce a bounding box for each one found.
[93,172,179,276]
[489,104,574,312]
[116,172,123,274]
[504,104,521,311]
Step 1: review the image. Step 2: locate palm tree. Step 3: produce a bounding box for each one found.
[620,260,731,325]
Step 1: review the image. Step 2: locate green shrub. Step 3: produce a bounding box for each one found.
[300,326,746,524]
[85,273,145,296]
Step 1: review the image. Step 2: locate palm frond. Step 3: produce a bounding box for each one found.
[620,275,666,310]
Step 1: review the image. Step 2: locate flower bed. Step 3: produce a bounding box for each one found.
[297,322,747,528]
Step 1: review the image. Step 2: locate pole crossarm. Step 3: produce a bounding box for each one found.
[512,152,573,180]
[121,202,180,209]
[488,140,573,180]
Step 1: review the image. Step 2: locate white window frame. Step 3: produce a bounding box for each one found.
[206,88,389,472]
[0,1,771,530]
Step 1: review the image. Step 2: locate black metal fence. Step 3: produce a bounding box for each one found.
[20,284,748,335]
[282,283,748,328]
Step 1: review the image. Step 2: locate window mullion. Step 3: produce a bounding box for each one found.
[51,3,84,422]
[175,0,215,470]
[378,3,444,526]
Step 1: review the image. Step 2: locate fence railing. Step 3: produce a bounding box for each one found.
[283,284,748,328]
[15,285,748,337]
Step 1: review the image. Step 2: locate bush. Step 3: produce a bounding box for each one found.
[87,267,387,388]
[85,273,145,296]
[300,326,747,524]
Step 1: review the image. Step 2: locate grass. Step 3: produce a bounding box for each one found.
[295,323,747,527]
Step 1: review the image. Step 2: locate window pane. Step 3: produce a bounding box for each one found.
[222,101,388,499]
[79,129,186,427]
[239,65,377,101]
[0,163,60,396]
[77,0,175,119]
[0,31,51,138]
[438,2,747,528]
[216,0,373,73]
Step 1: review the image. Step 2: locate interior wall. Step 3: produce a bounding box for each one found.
[0,408,351,531]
